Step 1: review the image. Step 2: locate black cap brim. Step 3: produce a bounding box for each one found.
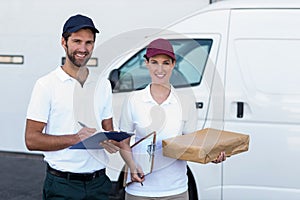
[65,25,99,34]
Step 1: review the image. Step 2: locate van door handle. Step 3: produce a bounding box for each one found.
[195,102,203,109]
[237,102,244,118]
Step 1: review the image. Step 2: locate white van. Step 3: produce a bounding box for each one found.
[97,0,300,199]
[2,0,300,199]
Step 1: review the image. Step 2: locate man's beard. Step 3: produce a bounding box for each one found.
[67,47,91,68]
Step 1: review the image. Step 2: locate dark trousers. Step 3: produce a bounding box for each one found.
[43,171,112,200]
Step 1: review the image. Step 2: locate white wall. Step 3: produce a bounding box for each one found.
[0,0,209,153]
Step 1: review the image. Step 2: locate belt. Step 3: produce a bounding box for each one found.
[47,165,105,181]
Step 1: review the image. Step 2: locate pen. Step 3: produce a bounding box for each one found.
[138,173,144,186]
[78,121,87,128]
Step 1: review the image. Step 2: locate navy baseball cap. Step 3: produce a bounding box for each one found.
[62,14,99,35]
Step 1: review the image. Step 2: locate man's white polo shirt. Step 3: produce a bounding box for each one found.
[26,67,113,173]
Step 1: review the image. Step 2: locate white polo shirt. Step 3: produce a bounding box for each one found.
[26,66,113,173]
[119,84,197,197]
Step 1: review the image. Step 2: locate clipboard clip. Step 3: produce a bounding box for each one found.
[147,142,156,162]
[123,131,157,187]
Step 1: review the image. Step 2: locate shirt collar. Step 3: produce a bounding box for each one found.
[142,84,177,105]
[55,66,96,85]
[55,66,73,82]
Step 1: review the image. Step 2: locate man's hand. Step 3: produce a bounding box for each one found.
[76,127,97,143]
[100,140,120,153]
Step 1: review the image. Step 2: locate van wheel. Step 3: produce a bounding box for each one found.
[109,170,125,200]
[187,167,198,200]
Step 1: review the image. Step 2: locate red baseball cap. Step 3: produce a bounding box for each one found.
[144,38,176,60]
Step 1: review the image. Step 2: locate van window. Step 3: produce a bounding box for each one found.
[0,55,24,64]
[114,39,212,92]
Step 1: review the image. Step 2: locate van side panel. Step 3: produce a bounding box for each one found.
[224,9,300,199]
[171,9,231,200]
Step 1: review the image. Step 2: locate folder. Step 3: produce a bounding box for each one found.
[69,131,134,149]
[123,131,156,186]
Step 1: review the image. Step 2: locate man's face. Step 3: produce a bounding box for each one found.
[63,29,95,68]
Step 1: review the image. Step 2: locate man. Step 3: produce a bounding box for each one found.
[25,14,119,200]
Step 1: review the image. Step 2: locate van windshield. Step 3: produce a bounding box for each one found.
[113,39,213,92]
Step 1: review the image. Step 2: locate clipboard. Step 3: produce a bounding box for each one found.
[69,131,134,149]
[123,131,156,187]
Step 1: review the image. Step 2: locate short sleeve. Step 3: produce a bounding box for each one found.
[26,79,51,123]
[93,78,113,123]
[99,79,113,120]
[119,93,135,132]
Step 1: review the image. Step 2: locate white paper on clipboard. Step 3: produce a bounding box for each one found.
[123,131,156,186]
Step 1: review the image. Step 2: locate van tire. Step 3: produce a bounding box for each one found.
[188,167,198,200]
[109,170,125,200]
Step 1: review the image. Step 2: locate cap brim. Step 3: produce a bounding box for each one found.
[66,25,99,34]
[145,49,176,60]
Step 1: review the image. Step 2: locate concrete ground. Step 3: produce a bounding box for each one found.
[0,152,123,200]
[0,152,45,200]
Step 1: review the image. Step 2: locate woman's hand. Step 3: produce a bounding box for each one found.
[212,151,226,164]
[130,166,145,184]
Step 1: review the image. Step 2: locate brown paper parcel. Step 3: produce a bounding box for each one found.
[162,128,249,164]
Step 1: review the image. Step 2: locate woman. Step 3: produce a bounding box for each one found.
[119,38,225,200]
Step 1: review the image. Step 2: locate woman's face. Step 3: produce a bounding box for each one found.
[145,54,175,86]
